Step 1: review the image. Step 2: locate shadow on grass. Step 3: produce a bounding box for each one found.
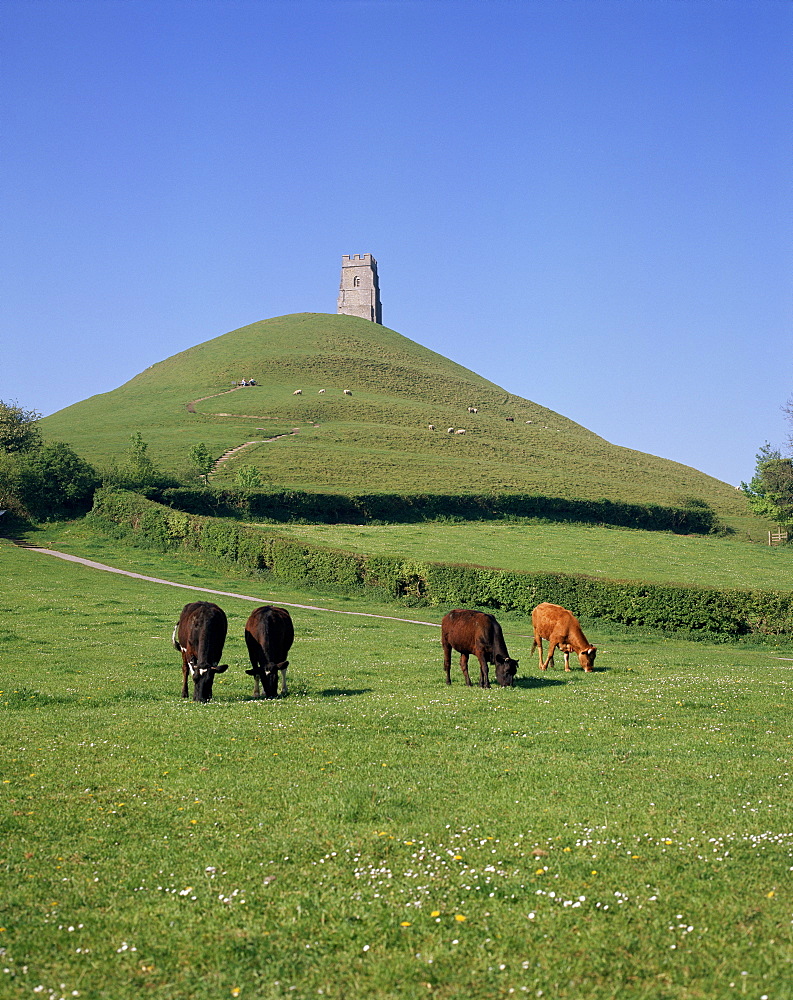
[514,676,567,689]
[236,687,374,702]
[317,687,373,698]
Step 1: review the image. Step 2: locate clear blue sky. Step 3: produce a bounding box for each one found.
[1,0,790,486]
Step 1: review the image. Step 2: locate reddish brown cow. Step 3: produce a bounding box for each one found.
[441,609,518,688]
[172,602,229,702]
[531,603,596,672]
[244,605,294,699]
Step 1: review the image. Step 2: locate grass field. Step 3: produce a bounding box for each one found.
[265,521,793,592]
[39,313,753,524]
[2,526,792,999]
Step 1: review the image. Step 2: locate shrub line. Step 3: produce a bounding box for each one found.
[155,485,721,534]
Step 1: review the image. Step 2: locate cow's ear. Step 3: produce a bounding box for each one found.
[277,660,289,670]
[245,668,256,676]
[214,663,229,674]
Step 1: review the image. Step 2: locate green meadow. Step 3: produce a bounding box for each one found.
[266,520,793,592]
[2,526,791,999]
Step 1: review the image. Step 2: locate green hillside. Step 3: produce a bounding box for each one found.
[42,312,749,523]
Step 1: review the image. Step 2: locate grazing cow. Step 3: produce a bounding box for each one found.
[343,389,353,395]
[244,605,294,698]
[318,388,326,394]
[292,389,302,395]
[455,428,466,434]
[172,602,229,702]
[531,603,597,672]
[447,427,454,433]
[441,609,518,689]
[505,416,514,422]
[428,424,435,430]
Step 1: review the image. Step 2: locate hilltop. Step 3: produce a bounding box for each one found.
[42,312,749,524]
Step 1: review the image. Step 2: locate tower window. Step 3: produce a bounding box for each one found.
[353,275,361,287]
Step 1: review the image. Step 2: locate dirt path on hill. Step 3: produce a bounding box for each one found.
[184,387,309,473]
[11,541,441,628]
[185,385,243,413]
[212,429,300,472]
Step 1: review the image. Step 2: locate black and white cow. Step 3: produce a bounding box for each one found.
[172,602,229,702]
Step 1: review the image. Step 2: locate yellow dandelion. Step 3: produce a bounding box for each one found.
[454,914,467,922]
[430,911,440,917]
[454,855,463,860]
[400,921,411,927]
[535,868,545,875]
[767,890,775,898]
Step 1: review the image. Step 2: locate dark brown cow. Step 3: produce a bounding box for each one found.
[531,603,597,672]
[244,606,294,699]
[441,609,518,688]
[172,602,229,702]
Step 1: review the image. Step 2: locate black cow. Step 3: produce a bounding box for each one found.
[441,609,518,688]
[172,602,229,702]
[244,605,294,699]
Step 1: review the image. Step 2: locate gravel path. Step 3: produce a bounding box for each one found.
[14,542,440,628]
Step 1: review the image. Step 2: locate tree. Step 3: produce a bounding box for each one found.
[0,399,41,454]
[234,465,264,491]
[0,441,99,523]
[741,442,793,526]
[24,442,100,517]
[125,431,156,485]
[189,442,214,485]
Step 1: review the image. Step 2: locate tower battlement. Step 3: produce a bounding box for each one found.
[341,254,374,265]
[337,253,382,324]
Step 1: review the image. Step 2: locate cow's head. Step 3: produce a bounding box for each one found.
[246,661,288,699]
[495,655,519,687]
[188,660,229,702]
[577,647,597,672]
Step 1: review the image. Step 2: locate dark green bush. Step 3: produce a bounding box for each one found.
[156,487,720,534]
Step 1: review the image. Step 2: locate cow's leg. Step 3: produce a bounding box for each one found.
[476,649,490,688]
[563,650,571,672]
[459,653,473,686]
[252,669,261,698]
[279,667,288,697]
[442,639,453,685]
[536,638,548,671]
[541,641,558,671]
[181,654,189,698]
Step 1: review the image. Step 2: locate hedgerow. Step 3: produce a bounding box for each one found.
[90,488,793,638]
[156,486,720,534]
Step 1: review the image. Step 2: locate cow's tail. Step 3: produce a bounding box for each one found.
[172,624,182,651]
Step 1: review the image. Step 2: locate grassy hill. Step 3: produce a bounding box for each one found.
[42,312,751,525]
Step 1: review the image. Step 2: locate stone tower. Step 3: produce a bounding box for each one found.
[337,254,382,324]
